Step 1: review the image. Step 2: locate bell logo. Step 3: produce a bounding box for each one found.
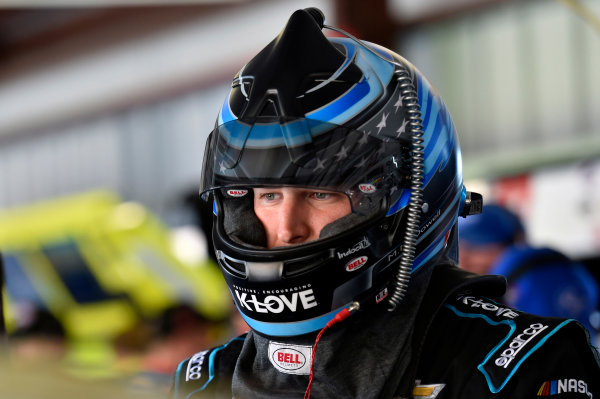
[268,342,312,375]
[227,189,248,197]
[346,256,368,272]
[273,348,306,371]
[359,183,376,193]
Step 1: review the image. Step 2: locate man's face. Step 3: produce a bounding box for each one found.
[253,187,352,249]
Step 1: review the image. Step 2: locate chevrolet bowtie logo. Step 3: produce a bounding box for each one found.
[412,382,445,398]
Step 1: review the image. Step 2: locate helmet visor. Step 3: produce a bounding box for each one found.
[201,118,413,250]
[201,118,412,212]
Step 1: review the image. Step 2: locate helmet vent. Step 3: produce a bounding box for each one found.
[283,250,333,277]
[258,99,279,117]
[217,251,247,278]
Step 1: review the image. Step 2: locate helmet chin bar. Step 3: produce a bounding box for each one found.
[212,191,402,336]
[246,261,285,281]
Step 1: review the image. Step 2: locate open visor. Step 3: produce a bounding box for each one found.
[201,118,412,210]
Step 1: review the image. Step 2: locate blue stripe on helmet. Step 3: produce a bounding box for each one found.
[423,101,443,155]
[386,189,411,216]
[219,91,237,125]
[417,191,459,244]
[419,80,434,134]
[307,39,394,125]
[220,119,334,149]
[425,124,456,183]
[219,120,251,149]
[420,81,456,185]
[413,237,445,272]
[239,305,350,336]
[306,78,371,123]
[412,189,461,270]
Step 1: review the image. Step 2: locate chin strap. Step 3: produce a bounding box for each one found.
[304,302,361,399]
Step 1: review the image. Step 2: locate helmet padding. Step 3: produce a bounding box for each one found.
[221,193,267,248]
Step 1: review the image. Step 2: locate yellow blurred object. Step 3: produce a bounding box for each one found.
[0,190,230,374]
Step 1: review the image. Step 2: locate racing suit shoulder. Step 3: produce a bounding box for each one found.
[171,334,246,399]
[415,294,600,398]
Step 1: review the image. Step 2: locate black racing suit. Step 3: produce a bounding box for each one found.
[171,264,600,398]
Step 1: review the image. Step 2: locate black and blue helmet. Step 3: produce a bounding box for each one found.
[201,8,477,336]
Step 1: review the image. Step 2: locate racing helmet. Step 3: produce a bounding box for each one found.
[200,8,479,337]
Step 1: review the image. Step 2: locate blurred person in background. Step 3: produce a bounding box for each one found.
[495,246,599,341]
[459,203,599,343]
[459,204,525,275]
[171,8,600,399]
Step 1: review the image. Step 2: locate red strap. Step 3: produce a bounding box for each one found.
[304,308,352,399]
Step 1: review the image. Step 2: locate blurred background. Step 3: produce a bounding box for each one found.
[0,0,599,396]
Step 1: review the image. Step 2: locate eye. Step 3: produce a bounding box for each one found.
[312,192,331,200]
[263,193,278,201]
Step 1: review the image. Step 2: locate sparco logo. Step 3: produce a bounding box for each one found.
[495,323,548,368]
[272,348,306,371]
[235,289,318,314]
[346,256,368,272]
[337,237,371,259]
[185,350,208,381]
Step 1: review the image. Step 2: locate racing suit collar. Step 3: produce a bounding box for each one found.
[232,263,506,398]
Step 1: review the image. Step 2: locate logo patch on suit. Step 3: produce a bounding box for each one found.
[186,350,209,381]
[268,341,312,375]
[411,381,445,398]
[537,379,593,398]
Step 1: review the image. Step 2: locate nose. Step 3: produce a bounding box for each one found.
[276,196,311,246]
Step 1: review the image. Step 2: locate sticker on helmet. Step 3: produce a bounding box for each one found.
[337,236,371,259]
[376,288,388,304]
[359,184,376,193]
[345,256,368,272]
[227,189,248,197]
